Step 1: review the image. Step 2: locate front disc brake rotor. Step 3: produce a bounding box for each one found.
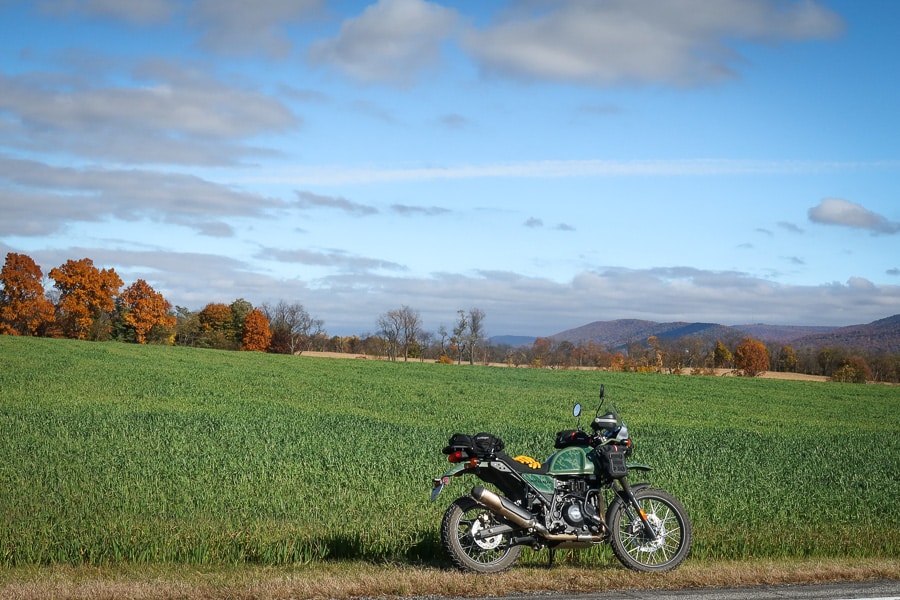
[632,513,665,553]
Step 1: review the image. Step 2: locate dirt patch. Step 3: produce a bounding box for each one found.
[299,352,829,382]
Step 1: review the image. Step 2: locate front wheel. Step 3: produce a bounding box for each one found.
[608,487,692,572]
[440,495,523,573]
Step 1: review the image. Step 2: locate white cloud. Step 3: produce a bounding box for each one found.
[294,191,378,216]
[292,267,900,335]
[36,0,176,25]
[0,64,298,165]
[0,156,286,236]
[390,204,451,217]
[462,0,843,87]
[808,198,900,234]
[245,158,895,187]
[777,221,804,234]
[438,113,470,129]
[256,247,405,273]
[190,0,323,58]
[307,0,459,85]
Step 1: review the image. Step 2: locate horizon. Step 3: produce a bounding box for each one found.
[2,1,899,337]
[492,313,896,342]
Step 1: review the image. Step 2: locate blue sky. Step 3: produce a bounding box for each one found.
[1,0,898,337]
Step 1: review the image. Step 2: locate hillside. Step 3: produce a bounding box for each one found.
[789,314,900,354]
[542,314,900,354]
[732,323,836,343]
[549,319,734,350]
[490,334,538,347]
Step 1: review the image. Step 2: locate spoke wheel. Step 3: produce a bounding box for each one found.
[440,496,523,573]
[609,488,692,572]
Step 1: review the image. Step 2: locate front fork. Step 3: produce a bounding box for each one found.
[615,477,658,539]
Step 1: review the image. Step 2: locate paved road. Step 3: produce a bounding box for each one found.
[491,580,900,600]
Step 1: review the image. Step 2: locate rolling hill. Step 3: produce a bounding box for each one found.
[788,314,900,354]
[493,314,900,355]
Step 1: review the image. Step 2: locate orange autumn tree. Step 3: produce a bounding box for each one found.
[0,252,56,336]
[198,302,235,349]
[734,337,770,377]
[120,279,176,344]
[49,258,123,340]
[241,308,272,351]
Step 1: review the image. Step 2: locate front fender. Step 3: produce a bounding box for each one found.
[430,462,468,502]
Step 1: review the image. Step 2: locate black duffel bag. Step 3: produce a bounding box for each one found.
[443,431,505,458]
[554,429,591,448]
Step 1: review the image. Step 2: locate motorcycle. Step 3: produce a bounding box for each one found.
[430,385,692,573]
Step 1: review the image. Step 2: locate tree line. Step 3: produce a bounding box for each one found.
[2,252,896,383]
[0,253,487,361]
[0,253,325,353]
[510,333,898,383]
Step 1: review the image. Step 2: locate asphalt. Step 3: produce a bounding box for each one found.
[402,580,900,600]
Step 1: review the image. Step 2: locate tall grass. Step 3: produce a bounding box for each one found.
[1,335,897,567]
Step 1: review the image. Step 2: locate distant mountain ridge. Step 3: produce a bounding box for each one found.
[550,319,735,349]
[732,323,836,343]
[786,314,900,354]
[491,314,900,354]
[489,335,538,347]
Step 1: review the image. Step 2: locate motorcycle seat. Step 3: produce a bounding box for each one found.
[495,451,549,474]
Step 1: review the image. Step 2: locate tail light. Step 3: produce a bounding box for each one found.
[447,450,465,463]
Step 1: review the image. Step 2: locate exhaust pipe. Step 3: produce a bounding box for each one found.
[471,486,539,529]
[470,486,602,543]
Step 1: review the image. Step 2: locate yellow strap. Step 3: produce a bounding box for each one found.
[513,455,542,469]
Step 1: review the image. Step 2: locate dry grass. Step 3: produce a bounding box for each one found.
[2,558,898,600]
[300,352,831,381]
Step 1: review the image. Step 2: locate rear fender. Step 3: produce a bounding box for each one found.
[430,462,469,502]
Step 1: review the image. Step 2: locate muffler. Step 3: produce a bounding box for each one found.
[471,486,540,529]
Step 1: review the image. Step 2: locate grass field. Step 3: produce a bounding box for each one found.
[1,335,898,570]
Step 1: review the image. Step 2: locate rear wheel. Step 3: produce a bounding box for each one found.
[440,496,523,573]
[608,487,691,572]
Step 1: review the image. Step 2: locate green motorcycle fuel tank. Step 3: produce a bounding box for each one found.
[519,446,596,495]
[545,446,596,476]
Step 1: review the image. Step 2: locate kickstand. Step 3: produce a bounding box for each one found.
[547,548,556,568]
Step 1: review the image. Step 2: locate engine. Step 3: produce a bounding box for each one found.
[546,479,604,536]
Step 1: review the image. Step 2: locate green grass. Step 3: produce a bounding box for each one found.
[1,335,898,567]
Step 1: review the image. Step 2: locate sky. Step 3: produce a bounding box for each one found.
[1,0,899,337]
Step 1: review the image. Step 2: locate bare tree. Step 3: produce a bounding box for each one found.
[437,324,450,360]
[417,330,434,362]
[452,310,468,364]
[466,308,486,364]
[376,309,402,361]
[399,306,423,361]
[262,301,324,355]
[377,305,422,361]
